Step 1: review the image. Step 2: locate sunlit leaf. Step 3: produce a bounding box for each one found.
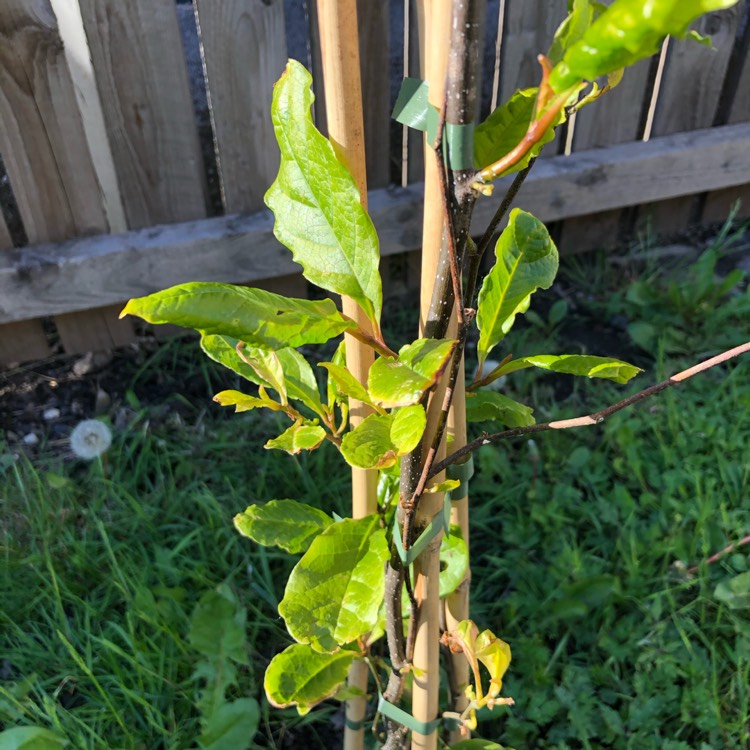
[234,500,333,554]
[279,516,389,652]
[476,210,558,368]
[368,339,456,408]
[440,528,469,598]
[121,282,353,350]
[264,643,357,714]
[475,629,512,699]
[340,406,426,469]
[549,0,740,92]
[493,353,642,384]
[320,362,379,410]
[549,0,597,64]
[265,60,382,326]
[465,392,535,427]
[213,390,285,413]
[474,88,561,177]
[265,422,327,454]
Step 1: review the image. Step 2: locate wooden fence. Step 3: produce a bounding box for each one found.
[0,0,749,366]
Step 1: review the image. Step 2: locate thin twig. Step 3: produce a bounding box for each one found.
[687,535,750,575]
[429,342,750,478]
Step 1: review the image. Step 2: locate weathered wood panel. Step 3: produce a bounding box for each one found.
[639,5,741,234]
[0,0,108,243]
[195,0,286,213]
[308,0,328,134]
[3,124,748,323]
[405,0,425,184]
[76,0,207,228]
[559,56,653,253]
[0,213,11,250]
[54,304,138,353]
[357,0,390,187]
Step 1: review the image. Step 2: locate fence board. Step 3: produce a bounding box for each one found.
[308,1,328,134]
[639,5,741,235]
[405,0,425,184]
[76,0,207,229]
[357,0,390,187]
[3,124,748,324]
[499,0,567,156]
[0,0,109,243]
[195,0,286,213]
[558,56,653,253]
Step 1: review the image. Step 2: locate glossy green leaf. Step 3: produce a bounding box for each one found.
[265,422,326,454]
[493,353,642,384]
[198,698,260,750]
[440,527,469,598]
[548,0,596,64]
[264,643,357,714]
[279,515,389,652]
[275,348,324,416]
[121,282,353,350]
[235,346,287,403]
[234,500,333,554]
[549,0,739,92]
[368,338,456,408]
[475,628,512,698]
[201,334,263,385]
[319,362,379,410]
[326,341,347,407]
[476,210,558,367]
[213,390,285,413]
[189,585,248,665]
[265,60,382,326]
[474,88,560,177]
[340,405,426,469]
[0,727,68,750]
[465,391,535,427]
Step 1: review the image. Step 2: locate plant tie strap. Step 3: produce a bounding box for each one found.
[393,77,475,171]
[445,454,474,501]
[377,693,462,735]
[344,717,366,731]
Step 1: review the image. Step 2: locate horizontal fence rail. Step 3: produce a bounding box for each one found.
[0,0,748,364]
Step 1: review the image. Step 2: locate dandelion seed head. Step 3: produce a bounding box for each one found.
[70,419,112,460]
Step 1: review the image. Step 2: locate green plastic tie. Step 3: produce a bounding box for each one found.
[392,77,475,170]
[378,693,441,736]
[393,493,452,565]
[446,454,475,501]
[344,717,366,731]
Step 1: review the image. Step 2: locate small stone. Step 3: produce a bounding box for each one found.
[43,407,61,421]
[95,388,111,414]
[22,433,39,446]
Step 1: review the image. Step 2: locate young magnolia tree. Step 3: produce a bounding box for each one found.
[123,0,746,747]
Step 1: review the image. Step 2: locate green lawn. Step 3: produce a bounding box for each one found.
[2,235,749,749]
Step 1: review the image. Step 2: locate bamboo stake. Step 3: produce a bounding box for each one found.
[411,1,452,748]
[314,3,377,748]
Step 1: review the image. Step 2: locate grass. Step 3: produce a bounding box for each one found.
[1,231,749,748]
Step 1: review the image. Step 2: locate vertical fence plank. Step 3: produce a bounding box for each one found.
[557,57,653,254]
[76,0,208,229]
[0,0,109,243]
[195,0,286,213]
[405,0,426,184]
[357,0,390,187]
[307,0,328,134]
[0,213,51,364]
[638,5,742,235]
[702,6,750,222]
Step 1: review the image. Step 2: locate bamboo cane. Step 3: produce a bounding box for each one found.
[411,1,452,748]
[314,3,377,748]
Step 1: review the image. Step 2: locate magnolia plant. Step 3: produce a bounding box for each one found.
[122,1,740,746]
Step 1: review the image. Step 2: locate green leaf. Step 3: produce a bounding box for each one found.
[340,406,426,469]
[440,527,469,598]
[326,341,348,407]
[319,362,379,410]
[493,353,642,384]
[214,390,285,413]
[279,515,389,652]
[714,571,750,610]
[476,210,559,367]
[264,643,357,715]
[449,742,510,750]
[549,0,740,92]
[189,585,248,665]
[201,334,263,386]
[265,60,382,326]
[474,88,560,177]
[465,391,535,427]
[549,0,596,64]
[265,422,326,454]
[121,282,353,350]
[0,727,68,750]
[198,698,260,750]
[368,338,456,408]
[235,346,288,403]
[234,500,333,554]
